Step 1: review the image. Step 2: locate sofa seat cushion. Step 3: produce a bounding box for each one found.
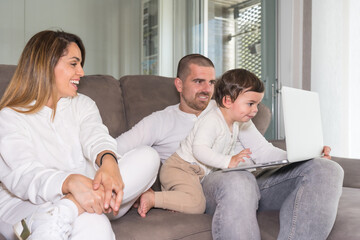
[328,187,360,240]
[111,208,212,240]
[111,187,360,240]
[257,187,360,240]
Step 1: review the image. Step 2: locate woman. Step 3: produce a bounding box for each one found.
[0,30,159,240]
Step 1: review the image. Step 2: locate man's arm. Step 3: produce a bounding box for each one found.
[116,113,159,155]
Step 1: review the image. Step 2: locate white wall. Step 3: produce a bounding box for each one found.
[0,0,173,78]
[0,0,142,79]
[0,0,25,64]
[118,0,142,77]
[348,0,360,158]
[312,0,360,158]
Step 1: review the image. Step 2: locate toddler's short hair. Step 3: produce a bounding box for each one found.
[214,69,264,107]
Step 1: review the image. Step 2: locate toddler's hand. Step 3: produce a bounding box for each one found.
[228,148,252,168]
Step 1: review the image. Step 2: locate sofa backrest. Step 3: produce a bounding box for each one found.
[0,64,271,138]
[0,64,126,138]
[252,102,271,135]
[119,75,179,130]
[77,75,127,138]
[119,74,271,136]
[0,65,15,98]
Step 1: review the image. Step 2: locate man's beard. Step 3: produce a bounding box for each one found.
[183,92,211,112]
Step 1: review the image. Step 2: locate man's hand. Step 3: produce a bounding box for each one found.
[322,146,331,160]
[229,148,252,168]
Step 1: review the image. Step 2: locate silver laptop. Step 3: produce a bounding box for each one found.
[223,86,324,172]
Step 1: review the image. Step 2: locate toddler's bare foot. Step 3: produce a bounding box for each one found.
[138,188,155,218]
[132,197,140,208]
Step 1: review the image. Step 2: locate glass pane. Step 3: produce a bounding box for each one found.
[173,0,205,67]
[141,0,159,75]
[207,0,261,77]
[234,2,261,78]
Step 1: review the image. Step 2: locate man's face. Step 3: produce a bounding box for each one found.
[175,63,216,115]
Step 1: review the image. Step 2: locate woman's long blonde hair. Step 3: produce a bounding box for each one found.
[0,30,85,117]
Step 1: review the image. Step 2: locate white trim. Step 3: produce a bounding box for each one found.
[158,0,174,77]
[277,0,304,139]
[203,0,209,56]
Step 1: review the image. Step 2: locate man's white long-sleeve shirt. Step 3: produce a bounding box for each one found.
[0,94,118,218]
[116,101,217,163]
[116,100,286,171]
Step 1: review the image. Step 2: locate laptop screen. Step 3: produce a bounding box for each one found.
[281,86,324,162]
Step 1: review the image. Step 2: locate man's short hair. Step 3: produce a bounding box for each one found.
[176,54,214,80]
[214,68,264,107]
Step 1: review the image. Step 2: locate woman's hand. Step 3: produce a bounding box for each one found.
[228,148,252,168]
[62,174,106,214]
[93,151,124,216]
[64,193,85,215]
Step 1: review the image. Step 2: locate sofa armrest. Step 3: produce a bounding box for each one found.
[331,156,360,189]
[269,140,360,189]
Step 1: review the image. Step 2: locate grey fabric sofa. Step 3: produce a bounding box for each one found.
[0,64,359,240]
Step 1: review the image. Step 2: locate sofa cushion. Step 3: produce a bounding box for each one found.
[120,75,179,130]
[0,65,16,97]
[111,208,212,239]
[257,211,280,240]
[120,74,271,136]
[252,103,271,135]
[0,65,126,138]
[332,157,360,188]
[257,187,360,240]
[112,186,360,240]
[328,187,360,240]
[111,186,360,240]
[78,75,127,138]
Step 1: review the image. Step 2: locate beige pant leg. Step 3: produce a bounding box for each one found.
[155,153,206,214]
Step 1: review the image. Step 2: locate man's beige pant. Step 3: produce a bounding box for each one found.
[155,153,206,214]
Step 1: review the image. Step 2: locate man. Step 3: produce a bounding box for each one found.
[116,54,344,240]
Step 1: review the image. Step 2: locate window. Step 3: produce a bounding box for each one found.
[207,0,277,139]
[234,1,261,78]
